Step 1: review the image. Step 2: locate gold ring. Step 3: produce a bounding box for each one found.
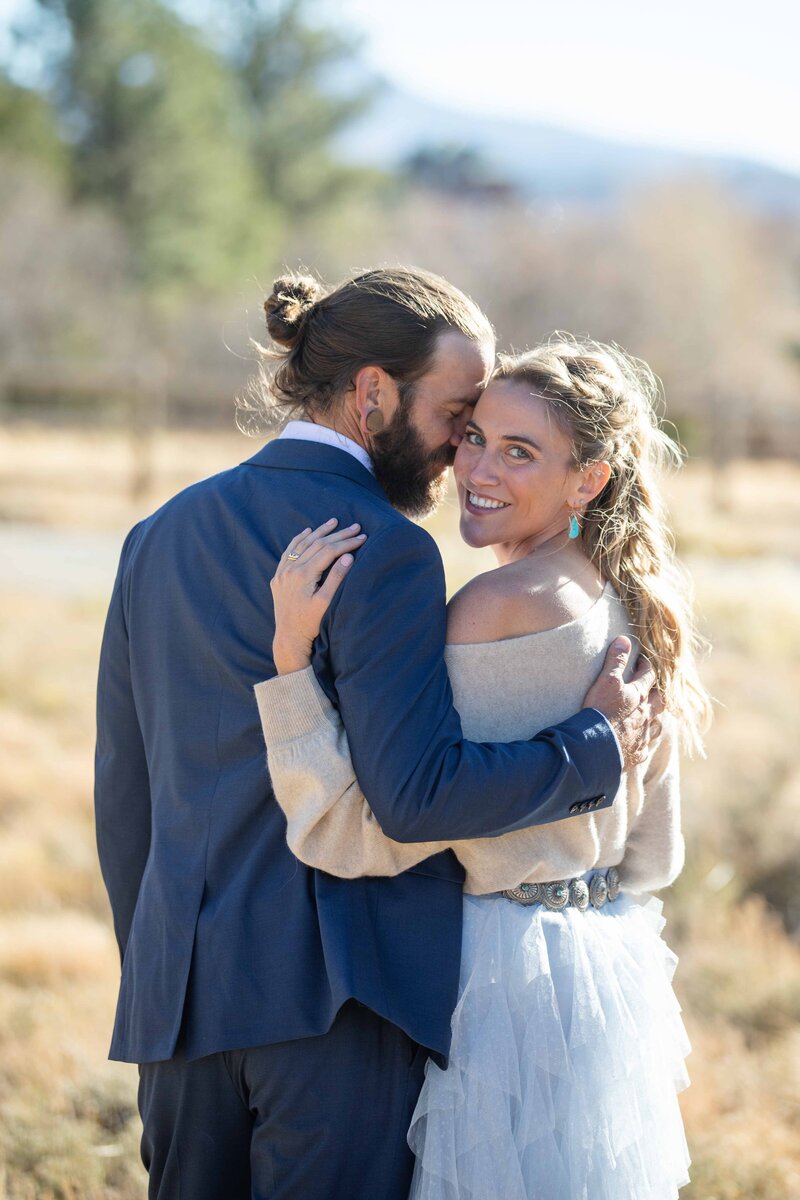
[286,551,300,561]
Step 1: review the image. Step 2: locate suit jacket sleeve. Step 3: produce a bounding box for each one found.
[317,522,622,842]
[94,523,151,960]
[256,668,448,876]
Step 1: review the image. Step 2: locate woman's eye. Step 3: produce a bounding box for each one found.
[465,431,484,446]
[508,446,531,460]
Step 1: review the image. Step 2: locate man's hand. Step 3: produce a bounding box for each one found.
[582,637,665,771]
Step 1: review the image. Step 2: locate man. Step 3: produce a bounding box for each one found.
[95,267,657,1199]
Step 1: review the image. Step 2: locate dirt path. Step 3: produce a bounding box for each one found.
[0,521,122,599]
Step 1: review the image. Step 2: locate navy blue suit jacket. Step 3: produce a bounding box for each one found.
[95,439,621,1064]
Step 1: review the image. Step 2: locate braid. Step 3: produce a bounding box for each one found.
[494,335,712,754]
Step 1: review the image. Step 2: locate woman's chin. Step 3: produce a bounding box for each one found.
[458,514,495,549]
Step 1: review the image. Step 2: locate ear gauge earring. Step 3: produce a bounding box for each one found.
[365,410,385,434]
[568,509,581,539]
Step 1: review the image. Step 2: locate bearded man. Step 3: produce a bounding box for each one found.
[95,267,655,1199]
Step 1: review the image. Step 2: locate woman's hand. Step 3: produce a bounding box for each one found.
[271,519,367,674]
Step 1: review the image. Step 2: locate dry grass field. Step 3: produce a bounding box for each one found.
[1,424,800,1198]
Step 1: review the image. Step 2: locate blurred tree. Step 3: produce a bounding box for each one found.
[0,158,136,382]
[402,143,517,202]
[622,177,799,464]
[1,0,377,294]
[206,0,376,216]
[15,0,266,296]
[0,75,67,176]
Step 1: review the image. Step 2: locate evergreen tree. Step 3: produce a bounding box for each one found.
[0,75,67,176]
[1,0,376,294]
[19,0,270,294]
[207,0,376,215]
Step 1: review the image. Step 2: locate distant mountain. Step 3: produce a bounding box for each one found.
[335,83,800,214]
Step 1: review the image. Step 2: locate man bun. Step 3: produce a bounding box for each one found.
[247,266,494,426]
[264,274,322,348]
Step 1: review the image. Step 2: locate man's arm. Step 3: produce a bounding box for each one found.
[255,668,449,875]
[322,522,622,843]
[94,523,151,961]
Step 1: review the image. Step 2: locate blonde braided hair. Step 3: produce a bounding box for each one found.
[495,335,712,754]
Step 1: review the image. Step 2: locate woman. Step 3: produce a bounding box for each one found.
[255,337,711,1198]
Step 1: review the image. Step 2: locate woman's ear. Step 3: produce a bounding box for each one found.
[571,460,612,507]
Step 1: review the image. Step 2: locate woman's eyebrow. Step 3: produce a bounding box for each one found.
[501,434,542,452]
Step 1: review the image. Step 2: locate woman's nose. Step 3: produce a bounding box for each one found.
[468,450,500,487]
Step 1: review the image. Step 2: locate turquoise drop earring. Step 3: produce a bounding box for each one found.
[568,509,581,539]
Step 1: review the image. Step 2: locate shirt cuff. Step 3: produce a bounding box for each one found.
[254,667,338,745]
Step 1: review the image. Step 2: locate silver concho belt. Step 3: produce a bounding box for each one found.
[501,867,622,911]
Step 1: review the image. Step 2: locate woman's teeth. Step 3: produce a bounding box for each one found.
[468,492,509,510]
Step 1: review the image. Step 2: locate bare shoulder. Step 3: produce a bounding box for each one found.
[446,569,522,645]
[446,554,607,646]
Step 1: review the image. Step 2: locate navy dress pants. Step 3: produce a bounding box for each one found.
[138,1001,429,1200]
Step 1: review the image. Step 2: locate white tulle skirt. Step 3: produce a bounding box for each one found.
[408,886,691,1200]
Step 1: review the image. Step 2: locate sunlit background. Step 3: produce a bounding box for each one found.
[1,1,799,1196]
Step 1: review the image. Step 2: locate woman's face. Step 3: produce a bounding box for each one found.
[453,380,585,552]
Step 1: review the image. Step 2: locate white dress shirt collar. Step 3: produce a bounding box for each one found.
[279,420,374,475]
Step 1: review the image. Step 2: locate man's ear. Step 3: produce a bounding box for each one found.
[354,365,399,439]
[572,460,612,506]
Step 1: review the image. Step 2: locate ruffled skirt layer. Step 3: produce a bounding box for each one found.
[408,890,691,1200]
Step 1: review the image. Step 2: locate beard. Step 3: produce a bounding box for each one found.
[370,397,454,519]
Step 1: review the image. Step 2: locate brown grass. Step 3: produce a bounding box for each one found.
[1,427,799,1197]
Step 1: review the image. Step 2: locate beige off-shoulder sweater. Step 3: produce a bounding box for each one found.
[254,583,683,896]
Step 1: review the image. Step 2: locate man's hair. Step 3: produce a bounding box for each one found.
[240,266,494,426]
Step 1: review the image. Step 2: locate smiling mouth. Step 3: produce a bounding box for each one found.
[466,489,510,512]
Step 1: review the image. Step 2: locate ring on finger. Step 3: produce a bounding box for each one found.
[286,551,301,561]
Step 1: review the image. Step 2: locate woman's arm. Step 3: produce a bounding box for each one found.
[260,520,446,876]
[258,671,685,893]
[267,518,627,846]
[258,520,646,880]
[617,713,684,893]
[255,667,448,876]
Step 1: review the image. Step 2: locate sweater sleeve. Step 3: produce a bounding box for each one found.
[257,671,685,893]
[255,667,449,877]
[616,714,684,894]
[314,522,620,842]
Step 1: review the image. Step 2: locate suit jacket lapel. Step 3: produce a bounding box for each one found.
[242,439,389,503]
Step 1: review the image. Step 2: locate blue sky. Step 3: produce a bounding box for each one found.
[326,0,799,175]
